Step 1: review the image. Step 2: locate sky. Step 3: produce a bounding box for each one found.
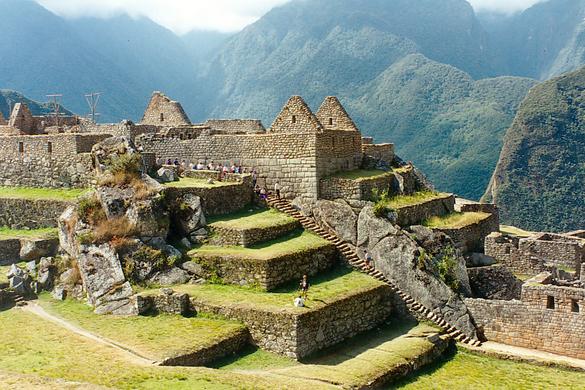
[36,0,547,35]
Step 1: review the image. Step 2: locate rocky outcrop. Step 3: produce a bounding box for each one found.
[467,265,523,300]
[292,198,358,245]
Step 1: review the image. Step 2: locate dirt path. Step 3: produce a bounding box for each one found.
[465,341,585,371]
[21,303,157,367]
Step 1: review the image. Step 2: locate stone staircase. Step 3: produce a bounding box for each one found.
[266,195,482,347]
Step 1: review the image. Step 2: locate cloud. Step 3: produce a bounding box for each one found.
[36,0,291,34]
[467,0,546,14]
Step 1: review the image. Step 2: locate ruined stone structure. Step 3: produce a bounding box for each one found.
[0,102,80,136]
[467,274,585,359]
[137,93,392,199]
[486,231,585,276]
[140,91,191,126]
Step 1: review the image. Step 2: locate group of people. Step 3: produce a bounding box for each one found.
[254,181,281,200]
[163,158,250,175]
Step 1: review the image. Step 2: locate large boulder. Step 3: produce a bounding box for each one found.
[172,193,206,237]
[76,243,137,316]
[292,198,357,245]
[19,238,59,262]
[7,264,33,296]
[91,136,136,173]
[96,186,135,219]
[125,197,169,239]
[148,267,190,286]
[357,206,477,339]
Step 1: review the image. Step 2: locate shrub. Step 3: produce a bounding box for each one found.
[108,153,142,177]
[371,188,394,218]
[77,194,106,226]
[436,246,460,292]
[92,216,137,245]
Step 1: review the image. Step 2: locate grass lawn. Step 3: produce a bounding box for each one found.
[0,186,87,201]
[393,348,585,389]
[163,177,236,189]
[382,191,451,209]
[423,212,491,229]
[190,230,330,260]
[37,294,246,362]
[501,225,534,238]
[0,227,58,240]
[208,208,297,230]
[329,169,390,180]
[150,267,384,313]
[0,308,330,389]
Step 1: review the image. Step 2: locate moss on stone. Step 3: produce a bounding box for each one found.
[0,227,57,240]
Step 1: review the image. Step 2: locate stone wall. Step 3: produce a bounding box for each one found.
[163,182,253,217]
[0,198,74,229]
[521,283,585,313]
[467,265,523,300]
[432,212,499,253]
[183,171,249,184]
[466,296,585,359]
[486,232,585,276]
[362,143,395,167]
[0,239,21,266]
[190,284,394,359]
[191,244,338,291]
[319,172,394,201]
[395,194,455,227]
[204,120,265,134]
[0,133,110,188]
[209,220,300,247]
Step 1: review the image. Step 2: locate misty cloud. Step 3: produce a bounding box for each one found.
[467,0,546,14]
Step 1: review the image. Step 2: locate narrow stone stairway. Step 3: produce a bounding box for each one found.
[266,196,482,347]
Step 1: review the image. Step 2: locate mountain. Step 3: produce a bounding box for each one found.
[0,89,73,118]
[484,65,585,232]
[198,0,534,199]
[480,0,585,80]
[0,0,205,122]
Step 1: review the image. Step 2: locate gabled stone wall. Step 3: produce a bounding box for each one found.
[141,92,191,126]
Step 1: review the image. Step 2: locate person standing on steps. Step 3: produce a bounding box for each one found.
[274,181,281,199]
[364,249,374,268]
[299,274,310,300]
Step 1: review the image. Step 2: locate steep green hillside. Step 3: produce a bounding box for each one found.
[484,65,585,232]
[351,55,536,199]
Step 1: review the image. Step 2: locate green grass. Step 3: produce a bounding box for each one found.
[393,348,585,389]
[190,230,330,260]
[208,208,297,230]
[423,212,491,229]
[148,267,384,313]
[0,186,88,201]
[163,177,236,189]
[0,308,330,389]
[37,294,246,362]
[329,169,389,180]
[382,191,451,209]
[500,225,534,238]
[0,227,58,240]
[211,346,300,371]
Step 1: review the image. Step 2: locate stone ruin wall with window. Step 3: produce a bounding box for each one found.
[466,281,585,359]
[0,133,110,188]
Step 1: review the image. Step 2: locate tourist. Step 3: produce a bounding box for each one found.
[254,184,261,196]
[294,295,305,308]
[364,250,374,268]
[173,158,180,166]
[230,163,236,173]
[274,181,281,199]
[252,169,258,187]
[299,275,310,300]
[166,158,172,165]
[196,162,204,170]
[260,187,267,200]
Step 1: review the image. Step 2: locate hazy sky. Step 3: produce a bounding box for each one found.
[36,0,546,34]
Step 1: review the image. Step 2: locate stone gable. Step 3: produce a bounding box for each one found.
[0,110,6,126]
[270,96,323,133]
[8,103,35,134]
[141,92,191,126]
[316,96,359,132]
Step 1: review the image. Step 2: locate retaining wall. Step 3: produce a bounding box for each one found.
[432,212,499,253]
[319,173,394,201]
[395,194,455,227]
[208,220,300,247]
[0,198,74,229]
[163,182,253,217]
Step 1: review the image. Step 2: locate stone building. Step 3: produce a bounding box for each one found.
[137,93,393,199]
[140,92,191,126]
[0,102,80,136]
[0,110,6,126]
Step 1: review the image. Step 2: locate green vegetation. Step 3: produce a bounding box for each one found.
[163,177,235,189]
[423,212,490,229]
[37,295,245,362]
[190,230,330,261]
[500,225,534,238]
[0,227,57,240]
[0,186,87,201]
[380,191,449,209]
[211,346,299,371]
[436,246,460,292]
[394,348,585,389]
[208,208,296,230]
[484,66,585,232]
[149,267,384,312]
[329,169,389,180]
[0,308,324,389]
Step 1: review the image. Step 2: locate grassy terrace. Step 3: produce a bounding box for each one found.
[0,227,58,240]
[329,169,389,180]
[501,225,534,238]
[0,186,87,201]
[37,295,246,363]
[423,212,491,229]
[0,309,327,390]
[163,177,236,189]
[146,267,384,313]
[382,191,451,209]
[190,230,330,260]
[208,208,296,230]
